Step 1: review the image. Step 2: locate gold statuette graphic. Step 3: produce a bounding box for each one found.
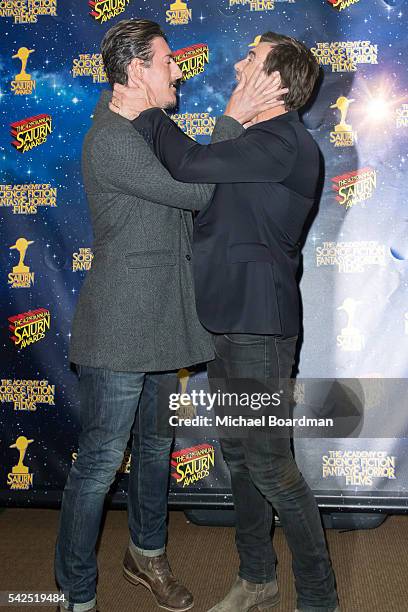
[10,436,34,474]
[337,297,364,351]
[248,35,261,48]
[10,237,34,273]
[337,298,361,336]
[12,47,35,82]
[331,96,354,132]
[170,0,187,8]
[176,368,196,419]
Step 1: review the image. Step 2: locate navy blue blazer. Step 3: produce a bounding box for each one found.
[133,109,320,337]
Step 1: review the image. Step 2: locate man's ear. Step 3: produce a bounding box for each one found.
[128,58,144,85]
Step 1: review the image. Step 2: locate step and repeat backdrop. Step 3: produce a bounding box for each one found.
[1,0,407,510]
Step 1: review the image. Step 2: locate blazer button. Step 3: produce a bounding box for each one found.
[185,254,191,261]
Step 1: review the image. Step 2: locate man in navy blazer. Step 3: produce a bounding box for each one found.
[111,33,340,612]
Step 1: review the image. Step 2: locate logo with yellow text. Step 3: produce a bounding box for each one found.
[170,113,216,139]
[0,183,57,214]
[316,241,385,273]
[311,41,378,72]
[11,114,52,153]
[9,308,51,349]
[173,44,209,82]
[72,248,93,272]
[229,0,295,11]
[327,0,360,11]
[89,0,131,22]
[11,47,36,95]
[0,379,55,411]
[166,0,192,25]
[332,167,376,209]
[8,238,35,288]
[330,97,356,147]
[72,53,107,83]
[322,450,396,487]
[171,444,215,488]
[7,436,34,490]
[0,0,57,24]
[396,104,408,128]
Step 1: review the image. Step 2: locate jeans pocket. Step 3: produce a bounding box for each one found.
[223,333,265,346]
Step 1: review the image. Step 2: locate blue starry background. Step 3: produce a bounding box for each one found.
[0,0,407,508]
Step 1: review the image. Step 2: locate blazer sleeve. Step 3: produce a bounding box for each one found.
[132,108,297,184]
[88,123,214,211]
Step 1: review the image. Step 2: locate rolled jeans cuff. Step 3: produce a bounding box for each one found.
[238,569,277,585]
[129,537,165,558]
[59,592,96,612]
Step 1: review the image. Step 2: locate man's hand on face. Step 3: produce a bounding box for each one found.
[109,68,159,120]
[224,64,289,126]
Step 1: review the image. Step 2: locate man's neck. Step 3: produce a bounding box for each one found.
[252,105,287,126]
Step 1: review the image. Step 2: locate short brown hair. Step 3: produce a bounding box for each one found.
[101,19,167,88]
[260,32,320,111]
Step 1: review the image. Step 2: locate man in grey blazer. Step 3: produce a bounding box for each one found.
[55,19,281,612]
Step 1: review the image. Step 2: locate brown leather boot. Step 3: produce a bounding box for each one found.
[123,547,194,612]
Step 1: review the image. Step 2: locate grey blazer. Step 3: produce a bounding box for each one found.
[69,90,243,372]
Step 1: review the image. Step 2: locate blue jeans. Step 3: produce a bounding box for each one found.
[208,334,339,612]
[55,366,175,611]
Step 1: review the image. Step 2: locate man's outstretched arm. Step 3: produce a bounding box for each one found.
[111,63,290,184]
[132,108,296,184]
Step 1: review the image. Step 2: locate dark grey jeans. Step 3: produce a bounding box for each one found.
[55,367,175,611]
[208,333,339,612]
